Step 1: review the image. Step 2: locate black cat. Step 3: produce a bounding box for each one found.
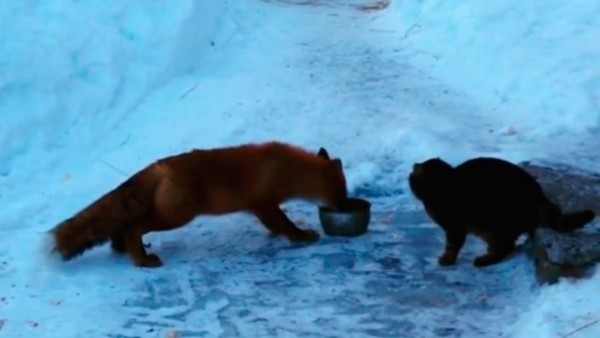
[408,157,595,267]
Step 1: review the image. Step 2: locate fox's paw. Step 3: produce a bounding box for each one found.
[135,254,163,268]
[290,229,320,244]
[268,231,281,239]
[303,229,320,242]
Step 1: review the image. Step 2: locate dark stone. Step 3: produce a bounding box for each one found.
[520,162,600,215]
[520,162,600,285]
[532,227,600,285]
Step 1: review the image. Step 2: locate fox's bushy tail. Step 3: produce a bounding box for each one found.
[48,166,160,260]
[538,201,595,233]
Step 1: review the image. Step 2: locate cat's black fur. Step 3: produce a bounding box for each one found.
[408,157,595,267]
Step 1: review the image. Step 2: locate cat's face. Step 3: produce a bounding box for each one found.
[408,158,453,201]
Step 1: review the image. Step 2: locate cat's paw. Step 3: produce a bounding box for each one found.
[438,253,457,266]
[473,255,499,267]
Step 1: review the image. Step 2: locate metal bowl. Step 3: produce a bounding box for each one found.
[318,197,371,237]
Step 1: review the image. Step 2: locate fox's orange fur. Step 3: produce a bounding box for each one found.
[48,142,348,268]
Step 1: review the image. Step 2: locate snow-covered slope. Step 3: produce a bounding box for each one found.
[383,0,600,136]
[509,267,600,337]
[0,0,226,213]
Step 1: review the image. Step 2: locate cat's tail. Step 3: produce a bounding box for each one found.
[538,202,595,232]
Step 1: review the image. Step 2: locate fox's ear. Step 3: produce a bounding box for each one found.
[317,147,330,160]
[331,158,343,168]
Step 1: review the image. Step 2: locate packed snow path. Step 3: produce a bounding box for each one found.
[1,196,538,338]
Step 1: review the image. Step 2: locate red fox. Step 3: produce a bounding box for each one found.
[47,142,348,268]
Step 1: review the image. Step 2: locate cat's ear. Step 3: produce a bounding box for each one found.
[317,147,330,160]
[412,163,423,175]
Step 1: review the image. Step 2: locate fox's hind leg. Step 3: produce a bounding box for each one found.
[124,226,163,268]
[252,205,319,243]
[110,230,127,253]
[111,231,147,255]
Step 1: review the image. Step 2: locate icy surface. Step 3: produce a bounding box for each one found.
[0,0,599,337]
[1,197,539,338]
[508,266,600,338]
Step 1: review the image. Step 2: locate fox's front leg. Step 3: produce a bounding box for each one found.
[264,207,292,238]
[252,205,319,243]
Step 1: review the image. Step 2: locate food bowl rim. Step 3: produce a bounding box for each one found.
[318,197,371,214]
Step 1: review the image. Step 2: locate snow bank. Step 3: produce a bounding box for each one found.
[1,1,597,207]
[509,268,600,337]
[382,0,600,138]
[3,0,597,208]
[0,0,225,210]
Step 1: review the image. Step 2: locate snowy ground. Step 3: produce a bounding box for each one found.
[0,0,599,337]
